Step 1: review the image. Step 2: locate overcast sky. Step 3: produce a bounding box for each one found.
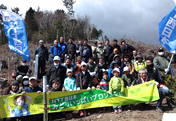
[1,0,176,45]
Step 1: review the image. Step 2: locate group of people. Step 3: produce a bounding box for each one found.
[6,38,176,121]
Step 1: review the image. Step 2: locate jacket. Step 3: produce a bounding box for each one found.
[80,44,93,58]
[34,46,49,61]
[122,74,136,87]
[64,77,77,91]
[87,63,98,72]
[46,64,67,85]
[109,76,124,94]
[153,56,169,71]
[61,63,75,74]
[105,44,113,57]
[49,46,62,60]
[23,85,43,93]
[113,44,122,54]
[58,42,66,54]
[100,78,110,91]
[15,65,31,76]
[64,42,76,55]
[134,61,146,72]
[93,47,106,59]
[121,44,135,58]
[76,70,91,89]
[96,62,108,79]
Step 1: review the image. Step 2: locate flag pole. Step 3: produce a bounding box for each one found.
[165,53,174,74]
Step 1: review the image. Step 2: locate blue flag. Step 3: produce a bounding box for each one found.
[159,6,176,53]
[0,9,30,61]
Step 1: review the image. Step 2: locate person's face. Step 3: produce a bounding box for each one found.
[11,85,19,92]
[54,40,58,46]
[114,50,118,54]
[124,71,130,75]
[113,64,119,68]
[99,59,104,64]
[138,57,142,62]
[60,37,64,43]
[133,50,137,56]
[39,42,44,47]
[89,59,93,64]
[52,82,60,90]
[20,61,27,66]
[66,59,71,65]
[29,79,37,87]
[124,56,129,62]
[70,51,74,55]
[81,65,87,71]
[113,41,117,46]
[113,71,120,77]
[77,58,82,63]
[114,57,120,61]
[16,97,24,106]
[79,41,82,45]
[146,60,153,65]
[92,78,98,85]
[103,74,108,79]
[140,70,147,79]
[68,39,72,43]
[54,60,60,64]
[122,42,126,47]
[105,40,109,45]
[67,72,73,78]
[84,40,88,45]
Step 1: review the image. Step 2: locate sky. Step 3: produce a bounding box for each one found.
[1,0,176,45]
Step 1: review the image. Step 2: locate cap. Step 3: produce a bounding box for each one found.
[98,41,102,44]
[11,81,19,86]
[158,48,164,52]
[81,61,87,67]
[123,66,130,72]
[29,77,36,81]
[67,69,73,74]
[21,59,27,63]
[136,53,143,59]
[65,55,72,60]
[112,68,120,74]
[39,40,44,43]
[113,54,121,60]
[22,76,29,80]
[53,56,61,61]
[77,56,82,59]
[114,48,118,52]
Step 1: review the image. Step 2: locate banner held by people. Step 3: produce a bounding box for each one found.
[0,9,30,61]
[0,80,159,118]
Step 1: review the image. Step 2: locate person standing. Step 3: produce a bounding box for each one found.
[58,37,67,63]
[121,40,135,59]
[34,40,49,79]
[104,39,113,64]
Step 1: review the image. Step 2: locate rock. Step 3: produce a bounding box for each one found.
[97,114,102,119]
[0,78,8,91]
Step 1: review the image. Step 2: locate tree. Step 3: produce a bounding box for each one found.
[11,7,22,16]
[24,7,39,42]
[91,27,99,39]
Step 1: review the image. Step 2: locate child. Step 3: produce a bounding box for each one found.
[100,71,110,91]
[75,56,82,75]
[109,68,124,113]
[63,69,77,119]
[48,78,63,120]
[76,61,91,116]
[91,76,100,89]
[21,76,29,90]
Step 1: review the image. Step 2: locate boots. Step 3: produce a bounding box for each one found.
[167,98,176,108]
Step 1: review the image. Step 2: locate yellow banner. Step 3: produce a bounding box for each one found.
[0,80,159,118]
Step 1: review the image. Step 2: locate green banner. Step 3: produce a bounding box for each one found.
[0,80,159,118]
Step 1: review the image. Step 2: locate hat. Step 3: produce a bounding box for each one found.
[122,54,130,59]
[113,54,121,61]
[98,41,102,44]
[29,77,36,81]
[53,56,61,61]
[113,48,118,52]
[11,81,19,86]
[93,41,97,44]
[136,53,143,59]
[22,76,29,80]
[158,48,164,52]
[65,55,72,60]
[112,68,120,74]
[81,61,87,67]
[39,40,44,43]
[123,66,130,72]
[67,69,73,74]
[21,59,27,63]
[77,56,82,59]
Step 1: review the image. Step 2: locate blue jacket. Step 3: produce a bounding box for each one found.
[100,78,110,91]
[58,42,66,54]
[64,77,77,91]
[49,46,62,60]
[23,85,43,93]
[12,103,31,117]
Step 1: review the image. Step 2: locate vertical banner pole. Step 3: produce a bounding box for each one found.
[43,76,48,121]
[35,54,39,79]
[165,53,174,74]
[8,58,10,83]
